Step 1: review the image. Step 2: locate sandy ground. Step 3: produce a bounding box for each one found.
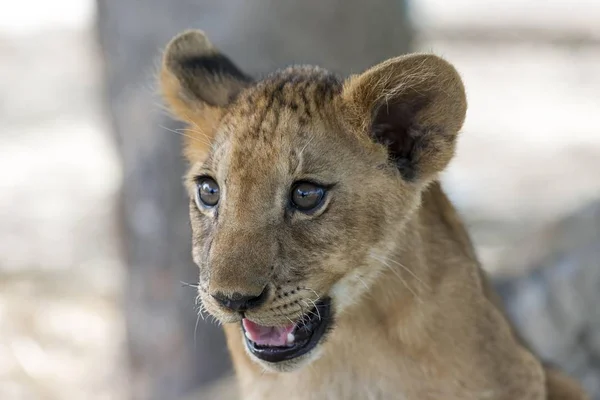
[1,1,599,398]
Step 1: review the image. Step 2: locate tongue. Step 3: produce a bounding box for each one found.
[242,318,295,347]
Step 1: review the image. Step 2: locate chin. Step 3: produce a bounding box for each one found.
[241,297,334,372]
[247,342,326,372]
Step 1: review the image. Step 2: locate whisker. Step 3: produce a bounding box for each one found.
[195,297,208,321]
[178,127,212,142]
[297,287,323,321]
[272,307,333,322]
[356,276,370,290]
[294,303,309,330]
[298,287,321,300]
[371,254,430,290]
[299,300,321,321]
[284,314,297,327]
[274,307,297,326]
[153,103,170,116]
[182,113,203,130]
[299,135,316,158]
[304,297,322,321]
[370,255,422,303]
[159,124,211,146]
[293,135,317,175]
[180,113,219,142]
[194,312,201,349]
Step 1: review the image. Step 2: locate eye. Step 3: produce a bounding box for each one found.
[196,177,220,207]
[290,181,326,212]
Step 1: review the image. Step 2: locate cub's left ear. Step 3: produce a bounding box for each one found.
[341,54,467,182]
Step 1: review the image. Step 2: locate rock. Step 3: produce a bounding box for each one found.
[493,200,600,399]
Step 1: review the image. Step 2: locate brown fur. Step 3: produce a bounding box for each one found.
[160,30,588,399]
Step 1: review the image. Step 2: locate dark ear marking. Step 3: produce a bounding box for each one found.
[371,95,430,181]
[176,54,252,106]
[179,53,250,80]
[162,30,252,109]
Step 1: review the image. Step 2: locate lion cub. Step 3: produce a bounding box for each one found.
[159,30,588,400]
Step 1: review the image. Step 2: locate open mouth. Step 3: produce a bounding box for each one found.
[241,298,332,363]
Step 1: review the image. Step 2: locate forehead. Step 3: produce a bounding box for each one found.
[210,68,345,174]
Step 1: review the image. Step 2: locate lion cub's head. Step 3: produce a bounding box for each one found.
[160,30,466,372]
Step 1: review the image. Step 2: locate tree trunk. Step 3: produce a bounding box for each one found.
[95,1,412,399]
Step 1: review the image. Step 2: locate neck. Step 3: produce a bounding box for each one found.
[341,183,478,352]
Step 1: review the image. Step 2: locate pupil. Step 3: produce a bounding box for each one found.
[198,179,219,206]
[203,181,216,191]
[293,183,323,210]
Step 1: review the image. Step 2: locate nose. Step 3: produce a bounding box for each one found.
[211,287,268,312]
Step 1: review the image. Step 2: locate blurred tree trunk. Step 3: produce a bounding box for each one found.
[95,1,412,399]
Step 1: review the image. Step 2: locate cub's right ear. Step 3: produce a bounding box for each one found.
[160,30,251,157]
[161,30,251,113]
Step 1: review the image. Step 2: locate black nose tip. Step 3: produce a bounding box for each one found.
[211,288,268,312]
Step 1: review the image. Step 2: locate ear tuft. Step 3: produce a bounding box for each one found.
[342,54,467,182]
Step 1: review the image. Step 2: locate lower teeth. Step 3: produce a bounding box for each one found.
[286,332,295,344]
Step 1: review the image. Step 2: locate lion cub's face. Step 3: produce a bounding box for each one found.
[160,31,466,371]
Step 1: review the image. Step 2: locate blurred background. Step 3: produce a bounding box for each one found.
[1,0,599,399]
